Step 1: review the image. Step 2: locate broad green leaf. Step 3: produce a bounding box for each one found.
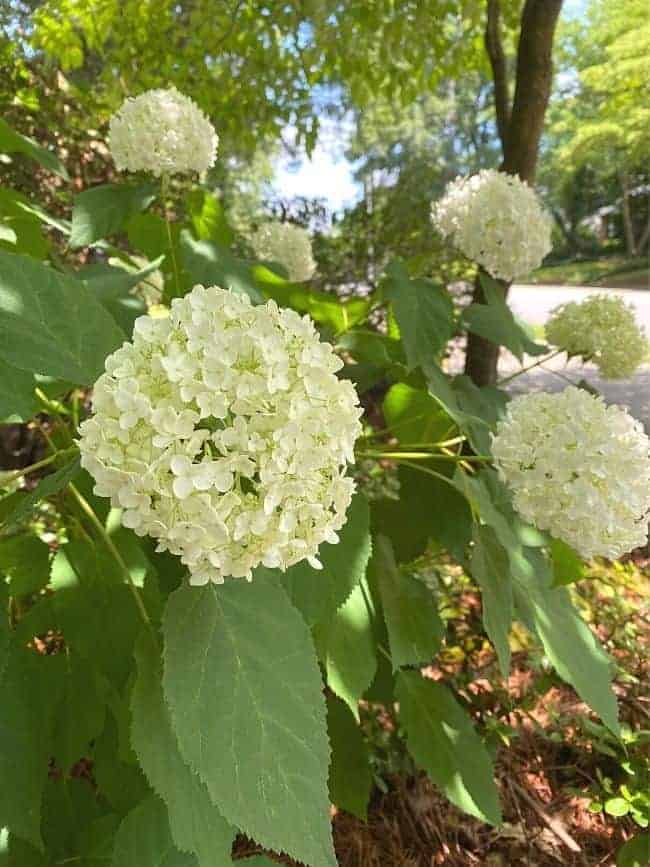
[257,266,370,332]
[371,465,472,563]
[616,834,650,867]
[318,581,377,720]
[550,538,585,587]
[327,695,372,819]
[396,671,501,825]
[186,188,234,245]
[41,777,102,861]
[180,231,263,303]
[0,455,81,530]
[127,213,179,263]
[374,535,443,670]
[70,184,156,248]
[6,836,48,866]
[451,375,509,455]
[73,814,121,865]
[111,796,196,867]
[0,188,49,260]
[277,493,371,626]
[470,525,513,677]
[462,275,546,361]
[511,548,619,734]
[51,652,106,771]
[0,648,64,849]
[93,715,150,816]
[131,633,234,865]
[0,359,38,422]
[337,330,404,370]
[79,256,164,336]
[0,117,69,180]
[0,252,124,383]
[383,260,454,371]
[163,582,336,867]
[382,383,453,445]
[0,533,50,595]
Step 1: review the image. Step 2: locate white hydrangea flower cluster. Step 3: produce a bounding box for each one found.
[78,285,362,584]
[250,222,317,283]
[108,87,218,177]
[432,169,553,281]
[545,294,647,379]
[492,387,650,560]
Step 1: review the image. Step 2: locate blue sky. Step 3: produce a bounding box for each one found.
[272,0,589,213]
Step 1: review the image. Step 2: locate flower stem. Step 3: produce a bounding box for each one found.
[68,482,152,629]
[161,174,181,300]
[497,348,564,386]
[0,451,69,486]
[357,450,491,463]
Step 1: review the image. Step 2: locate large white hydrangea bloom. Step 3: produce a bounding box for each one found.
[78,285,362,584]
[545,294,647,379]
[250,222,317,283]
[108,87,218,177]
[492,387,650,560]
[432,169,553,281]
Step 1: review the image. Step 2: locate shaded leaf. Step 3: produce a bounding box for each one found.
[111,796,196,867]
[0,359,38,422]
[470,525,513,677]
[327,694,372,820]
[0,533,50,595]
[180,231,263,303]
[550,538,585,587]
[382,383,453,445]
[70,184,156,248]
[0,455,81,530]
[0,117,69,180]
[374,535,443,670]
[397,671,501,825]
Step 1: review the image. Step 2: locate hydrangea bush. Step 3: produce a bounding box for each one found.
[0,92,645,866]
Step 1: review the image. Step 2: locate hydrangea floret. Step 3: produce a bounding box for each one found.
[250,222,317,283]
[545,294,647,379]
[432,169,553,281]
[491,387,650,560]
[78,285,362,584]
[108,87,218,177]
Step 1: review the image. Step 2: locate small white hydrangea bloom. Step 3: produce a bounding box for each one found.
[108,87,218,177]
[492,387,650,560]
[545,294,647,379]
[432,169,553,281]
[78,285,362,584]
[250,222,317,283]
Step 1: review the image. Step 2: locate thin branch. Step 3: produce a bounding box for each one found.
[485,0,511,152]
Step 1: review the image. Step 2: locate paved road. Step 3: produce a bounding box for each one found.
[500,284,650,431]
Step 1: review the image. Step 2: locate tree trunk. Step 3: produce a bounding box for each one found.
[619,171,637,257]
[464,0,563,387]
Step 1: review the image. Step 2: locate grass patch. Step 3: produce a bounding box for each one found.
[527,255,648,288]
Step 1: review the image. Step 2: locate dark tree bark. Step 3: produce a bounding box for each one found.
[464,0,563,387]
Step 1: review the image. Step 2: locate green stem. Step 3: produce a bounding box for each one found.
[0,451,67,485]
[357,450,491,463]
[161,174,181,300]
[497,348,564,386]
[68,482,152,629]
[396,458,463,491]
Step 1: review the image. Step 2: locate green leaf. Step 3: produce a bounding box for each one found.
[371,465,472,563]
[0,647,64,849]
[396,671,502,825]
[186,188,234,246]
[70,184,156,248]
[617,834,650,867]
[326,694,372,819]
[462,275,546,361]
[93,714,150,816]
[550,538,585,587]
[451,375,509,455]
[111,796,197,867]
[0,188,49,260]
[163,582,336,867]
[383,261,454,371]
[0,251,124,383]
[511,548,620,734]
[73,814,121,865]
[0,359,38,422]
[0,533,50,595]
[382,383,453,445]
[470,525,513,677]
[257,266,369,332]
[0,455,81,530]
[41,776,102,860]
[277,493,371,626]
[131,633,234,865]
[237,858,278,867]
[180,231,263,303]
[79,257,164,336]
[374,535,442,670]
[605,797,631,817]
[317,581,377,720]
[51,652,106,771]
[0,117,69,180]
[423,362,489,446]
